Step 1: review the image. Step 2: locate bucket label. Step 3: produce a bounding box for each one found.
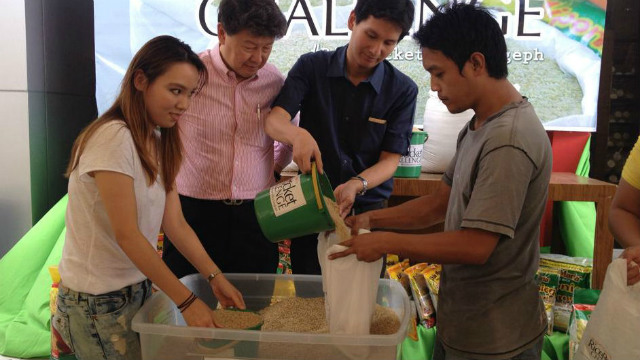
[398,144,423,167]
[270,176,307,217]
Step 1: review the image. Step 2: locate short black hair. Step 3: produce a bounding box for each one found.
[413,3,508,79]
[218,0,287,39]
[354,0,415,41]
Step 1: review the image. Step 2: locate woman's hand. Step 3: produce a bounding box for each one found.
[621,246,640,286]
[181,298,219,327]
[211,274,246,309]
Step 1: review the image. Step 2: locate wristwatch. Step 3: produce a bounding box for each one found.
[351,175,368,196]
[207,269,222,284]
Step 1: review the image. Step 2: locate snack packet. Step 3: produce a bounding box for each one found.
[536,267,561,335]
[569,288,600,360]
[49,266,76,360]
[407,269,436,328]
[540,254,592,332]
[386,262,411,296]
[422,264,441,310]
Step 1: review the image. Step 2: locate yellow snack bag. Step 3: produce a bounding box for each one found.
[422,264,441,310]
[49,266,76,360]
[404,263,428,277]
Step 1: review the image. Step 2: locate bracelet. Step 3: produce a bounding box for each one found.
[207,269,222,283]
[350,175,368,196]
[179,296,198,313]
[177,292,198,313]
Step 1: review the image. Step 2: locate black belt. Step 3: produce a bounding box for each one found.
[221,199,253,206]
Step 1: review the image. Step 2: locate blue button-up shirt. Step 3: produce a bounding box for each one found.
[274,45,418,206]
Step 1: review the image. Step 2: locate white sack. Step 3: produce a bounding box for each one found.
[421,91,473,173]
[574,258,640,360]
[317,230,382,335]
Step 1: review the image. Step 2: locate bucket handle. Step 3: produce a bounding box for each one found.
[414,131,428,143]
[311,162,324,211]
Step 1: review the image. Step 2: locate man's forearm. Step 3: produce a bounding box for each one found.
[369,194,447,231]
[382,228,498,265]
[265,106,296,145]
[358,152,401,190]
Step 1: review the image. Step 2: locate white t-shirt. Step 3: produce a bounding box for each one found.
[59,120,166,295]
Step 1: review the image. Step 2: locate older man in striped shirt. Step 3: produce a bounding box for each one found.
[162,0,292,277]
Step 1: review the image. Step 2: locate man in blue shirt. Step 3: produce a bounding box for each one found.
[265,0,418,274]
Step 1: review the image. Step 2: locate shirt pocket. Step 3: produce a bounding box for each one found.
[359,117,388,153]
[238,108,271,148]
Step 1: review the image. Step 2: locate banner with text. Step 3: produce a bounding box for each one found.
[95,0,607,131]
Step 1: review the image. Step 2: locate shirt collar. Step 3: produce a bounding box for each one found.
[210,43,259,82]
[487,97,529,121]
[470,97,529,130]
[327,45,384,94]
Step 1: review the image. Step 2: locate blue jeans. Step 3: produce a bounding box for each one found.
[52,279,152,360]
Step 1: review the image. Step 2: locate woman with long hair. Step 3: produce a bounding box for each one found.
[52,35,245,360]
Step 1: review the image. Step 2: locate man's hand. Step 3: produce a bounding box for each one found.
[345,213,371,235]
[328,231,388,262]
[621,246,640,286]
[292,129,323,174]
[334,179,361,218]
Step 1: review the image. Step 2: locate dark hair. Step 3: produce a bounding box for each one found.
[67,35,207,192]
[413,3,508,79]
[354,0,415,41]
[218,0,287,39]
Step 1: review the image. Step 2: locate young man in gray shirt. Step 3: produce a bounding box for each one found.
[330,3,550,359]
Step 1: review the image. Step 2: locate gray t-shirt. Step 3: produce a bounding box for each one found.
[439,99,550,359]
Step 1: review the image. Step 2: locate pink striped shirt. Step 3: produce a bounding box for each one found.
[176,45,293,200]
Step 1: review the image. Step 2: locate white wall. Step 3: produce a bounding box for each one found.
[0,0,32,257]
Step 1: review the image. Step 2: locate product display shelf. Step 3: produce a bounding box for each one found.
[592,0,640,183]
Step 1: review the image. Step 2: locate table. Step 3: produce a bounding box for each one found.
[389,172,617,289]
[280,171,617,289]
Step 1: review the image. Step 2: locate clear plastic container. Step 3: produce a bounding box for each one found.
[132,273,412,360]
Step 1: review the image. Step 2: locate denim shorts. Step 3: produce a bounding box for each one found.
[52,279,152,360]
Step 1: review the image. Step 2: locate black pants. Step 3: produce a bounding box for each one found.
[289,201,387,275]
[432,334,544,360]
[163,195,279,278]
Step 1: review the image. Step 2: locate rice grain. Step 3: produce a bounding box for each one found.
[260,297,401,335]
[212,309,262,329]
[323,196,351,241]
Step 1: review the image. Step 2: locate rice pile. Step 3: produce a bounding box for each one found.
[370,304,401,335]
[260,297,328,333]
[212,309,262,329]
[260,297,401,335]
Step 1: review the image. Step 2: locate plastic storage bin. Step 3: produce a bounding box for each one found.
[132,273,412,360]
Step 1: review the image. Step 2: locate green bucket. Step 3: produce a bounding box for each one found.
[394,130,428,178]
[254,163,336,242]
